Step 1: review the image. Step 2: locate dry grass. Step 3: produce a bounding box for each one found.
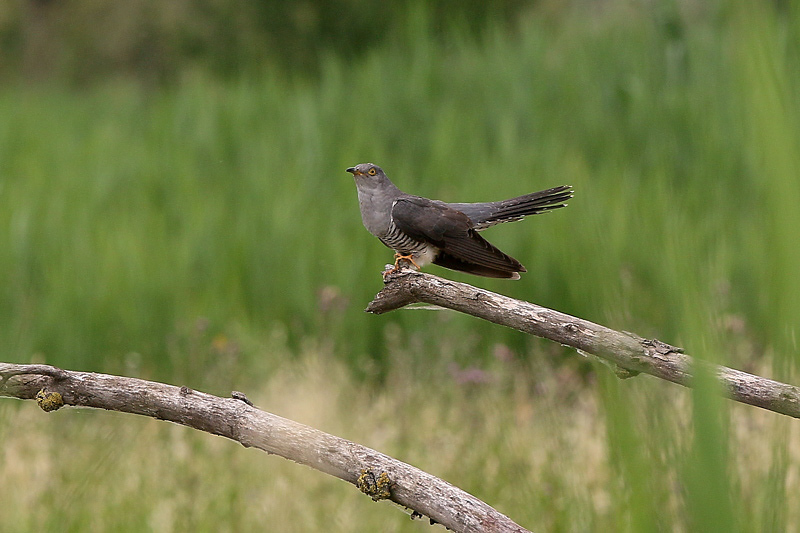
[2,345,799,532]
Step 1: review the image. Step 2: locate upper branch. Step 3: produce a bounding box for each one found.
[367,270,800,418]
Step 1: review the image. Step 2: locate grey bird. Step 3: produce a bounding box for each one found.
[346,163,573,280]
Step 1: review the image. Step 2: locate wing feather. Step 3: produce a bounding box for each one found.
[391,197,524,273]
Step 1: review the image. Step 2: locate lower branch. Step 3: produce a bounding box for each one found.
[0,363,529,533]
[367,270,800,418]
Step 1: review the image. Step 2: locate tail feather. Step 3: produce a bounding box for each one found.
[448,185,573,230]
[483,185,573,226]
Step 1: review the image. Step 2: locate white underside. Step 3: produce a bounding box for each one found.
[410,245,438,267]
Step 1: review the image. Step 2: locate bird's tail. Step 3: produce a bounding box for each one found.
[449,185,572,230]
[482,185,573,226]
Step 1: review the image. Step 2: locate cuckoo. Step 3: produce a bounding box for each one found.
[347,163,573,279]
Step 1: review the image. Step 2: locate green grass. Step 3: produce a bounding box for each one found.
[2,0,800,530]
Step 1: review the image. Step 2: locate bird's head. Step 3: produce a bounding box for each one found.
[346,163,385,181]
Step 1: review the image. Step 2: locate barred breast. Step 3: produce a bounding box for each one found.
[379,218,439,267]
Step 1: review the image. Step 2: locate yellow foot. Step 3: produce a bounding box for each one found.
[382,253,420,278]
[393,253,420,270]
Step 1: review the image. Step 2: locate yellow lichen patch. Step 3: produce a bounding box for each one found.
[356,469,393,501]
[35,389,64,413]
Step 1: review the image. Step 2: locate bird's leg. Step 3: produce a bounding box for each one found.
[394,253,421,270]
[383,253,420,278]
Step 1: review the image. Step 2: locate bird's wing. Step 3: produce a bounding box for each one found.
[391,197,524,273]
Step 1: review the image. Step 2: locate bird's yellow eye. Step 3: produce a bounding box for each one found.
[368,168,377,176]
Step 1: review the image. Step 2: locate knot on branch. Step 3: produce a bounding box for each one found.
[231,391,254,406]
[642,338,685,357]
[36,388,64,412]
[357,468,394,501]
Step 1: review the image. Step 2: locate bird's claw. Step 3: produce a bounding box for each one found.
[381,253,420,279]
[394,253,420,270]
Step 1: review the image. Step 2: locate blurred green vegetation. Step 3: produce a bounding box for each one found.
[0,0,524,83]
[2,0,800,530]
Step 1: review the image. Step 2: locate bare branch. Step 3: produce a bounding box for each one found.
[0,362,530,533]
[367,270,800,418]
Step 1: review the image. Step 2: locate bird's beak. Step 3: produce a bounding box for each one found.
[346,167,362,176]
